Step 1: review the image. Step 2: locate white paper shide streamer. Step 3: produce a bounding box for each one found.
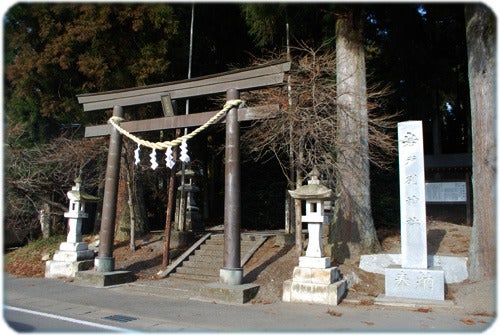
[134,144,141,165]
[179,139,190,163]
[150,148,158,170]
[165,147,175,169]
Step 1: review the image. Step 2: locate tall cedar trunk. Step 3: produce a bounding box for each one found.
[329,7,381,262]
[465,4,496,281]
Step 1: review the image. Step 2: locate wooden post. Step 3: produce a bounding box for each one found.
[163,129,181,267]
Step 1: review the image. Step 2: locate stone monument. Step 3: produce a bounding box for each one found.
[45,177,98,278]
[384,121,445,300]
[283,168,347,305]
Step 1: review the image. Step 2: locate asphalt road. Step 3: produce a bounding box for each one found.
[4,306,130,332]
[3,275,496,333]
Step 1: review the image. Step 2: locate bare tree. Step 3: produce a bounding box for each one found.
[243,45,338,190]
[242,42,397,258]
[6,135,108,239]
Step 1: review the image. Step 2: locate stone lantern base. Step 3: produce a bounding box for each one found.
[282,256,347,305]
[45,242,94,278]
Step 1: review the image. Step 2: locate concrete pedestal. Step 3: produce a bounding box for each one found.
[94,256,115,272]
[359,253,468,283]
[74,270,135,287]
[200,283,260,304]
[45,242,94,278]
[385,265,445,301]
[283,265,347,305]
[220,267,243,285]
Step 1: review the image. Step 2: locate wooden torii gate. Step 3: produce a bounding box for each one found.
[78,60,290,285]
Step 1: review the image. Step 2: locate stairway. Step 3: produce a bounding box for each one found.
[168,233,267,282]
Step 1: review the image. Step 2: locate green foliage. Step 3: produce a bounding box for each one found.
[364,4,470,153]
[4,3,179,147]
[241,3,288,47]
[241,3,334,49]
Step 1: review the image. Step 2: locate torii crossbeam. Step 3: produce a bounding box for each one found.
[77,60,290,286]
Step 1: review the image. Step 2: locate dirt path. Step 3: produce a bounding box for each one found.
[109,219,495,316]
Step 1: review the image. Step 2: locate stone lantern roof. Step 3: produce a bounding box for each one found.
[67,177,100,202]
[176,168,198,178]
[288,167,333,200]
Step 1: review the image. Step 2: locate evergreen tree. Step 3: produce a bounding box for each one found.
[465,3,496,281]
[4,3,179,146]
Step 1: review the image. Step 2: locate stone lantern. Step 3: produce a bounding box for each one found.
[45,177,98,278]
[170,168,201,249]
[175,168,202,232]
[283,168,347,305]
[289,168,331,264]
[64,177,99,243]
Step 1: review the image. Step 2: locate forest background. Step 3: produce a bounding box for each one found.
[2,2,495,281]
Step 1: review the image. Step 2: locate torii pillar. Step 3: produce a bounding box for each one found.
[221,88,242,285]
[95,105,123,273]
[75,105,134,286]
[201,89,259,304]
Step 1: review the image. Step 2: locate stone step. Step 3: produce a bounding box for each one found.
[187,253,222,262]
[183,256,222,265]
[169,272,218,282]
[208,234,261,242]
[203,242,257,251]
[197,244,224,251]
[191,245,254,255]
[200,244,255,253]
[175,265,220,277]
[191,249,223,257]
[168,233,268,283]
[204,238,257,248]
[179,260,223,271]
[190,251,253,262]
